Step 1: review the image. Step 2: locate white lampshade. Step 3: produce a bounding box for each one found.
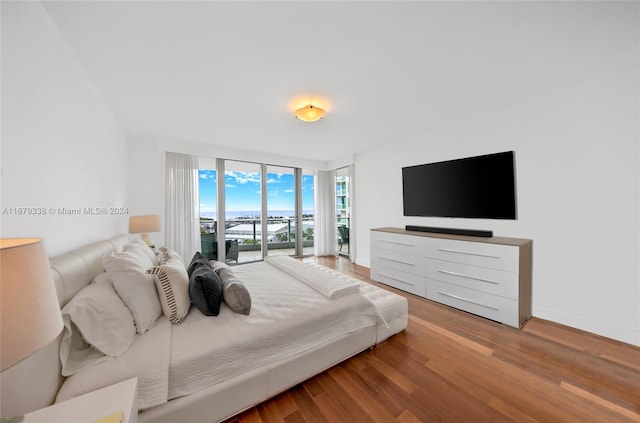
[0,238,63,371]
[129,215,161,234]
[129,215,161,246]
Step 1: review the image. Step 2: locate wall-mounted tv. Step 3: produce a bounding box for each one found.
[402,151,517,220]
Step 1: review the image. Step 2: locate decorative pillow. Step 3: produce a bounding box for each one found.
[157,246,184,266]
[103,250,152,274]
[112,271,162,334]
[146,258,190,324]
[218,267,252,315]
[189,262,223,316]
[124,240,159,266]
[187,251,213,278]
[210,260,230,272]
[60,279,136,376]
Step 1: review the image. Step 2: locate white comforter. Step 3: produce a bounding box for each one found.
[168,260,381,400]
[57,260,383,410]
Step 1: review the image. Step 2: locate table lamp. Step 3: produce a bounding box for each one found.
[0,238,63,372]
[129,215,160,247]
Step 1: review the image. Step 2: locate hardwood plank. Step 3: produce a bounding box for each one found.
[560,381,640,422]
[311,392,353,422]
[283,410,307,423]
[394,410,422,423]
[315,371,369,421]
[226,407,263,423]
[288,383,327,423]
[342,357,406,418]
[223,256,640,423]
[328,363,399,422]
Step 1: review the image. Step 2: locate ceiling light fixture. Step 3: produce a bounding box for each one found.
[295,104,325,122]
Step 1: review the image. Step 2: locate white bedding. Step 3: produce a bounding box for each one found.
[168,260,381,400]
[55,259,385,411]
[56,317,172,409]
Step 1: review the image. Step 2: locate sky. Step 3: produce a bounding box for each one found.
[199,170,314,218]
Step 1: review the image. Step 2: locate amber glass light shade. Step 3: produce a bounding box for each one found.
[295,104,325,122]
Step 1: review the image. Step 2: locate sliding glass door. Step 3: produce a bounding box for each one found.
[336,167,351,256]
[199,158,316,263]
[265,166,295,256]
[224,161,262,264]
[301,169,314,256]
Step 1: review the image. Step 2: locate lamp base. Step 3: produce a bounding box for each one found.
[140,234,155,248]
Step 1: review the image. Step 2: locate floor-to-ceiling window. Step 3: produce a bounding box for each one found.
[266,165,295,257]
[336,167,350,256]
[301,169,314,256]
[198,158,315,263]
[224,160,262,263]
[198,159,217,234]
[197,158,219,263]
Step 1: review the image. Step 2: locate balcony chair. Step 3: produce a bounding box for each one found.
[201,233,239,263]
[338,225,349,252]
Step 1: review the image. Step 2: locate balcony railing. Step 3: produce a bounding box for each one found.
[200,217,315,254]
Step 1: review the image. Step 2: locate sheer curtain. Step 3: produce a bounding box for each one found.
[314,169,337,256]
[165,152,200,261]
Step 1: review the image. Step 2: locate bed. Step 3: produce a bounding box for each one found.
[1,235,408,422]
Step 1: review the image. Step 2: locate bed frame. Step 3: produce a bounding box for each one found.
[0,235,404,422]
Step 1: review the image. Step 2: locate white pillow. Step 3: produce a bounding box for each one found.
[146,258,190,324]
[103,250,152,274]
[125,239,159,266]
[122,243,155,268]
[157,246,184,266]
[60,280,135,376]
[112,271,162,334]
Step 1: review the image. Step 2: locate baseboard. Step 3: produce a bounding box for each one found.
[533,305,640,347]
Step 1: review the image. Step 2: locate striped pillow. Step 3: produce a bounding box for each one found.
[146,259,190,324]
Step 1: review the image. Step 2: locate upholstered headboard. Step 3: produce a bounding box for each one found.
[50,235,128,308]
[0,235,129,418]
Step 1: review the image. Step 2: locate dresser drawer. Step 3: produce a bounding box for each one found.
[371,247,426,277]
[426,279,519,327]
[371,264,426,297]
[426,238,519,272]
[426,258,518,299]
[371,231,427,256]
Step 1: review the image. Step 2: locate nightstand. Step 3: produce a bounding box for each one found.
[23,378,138,423]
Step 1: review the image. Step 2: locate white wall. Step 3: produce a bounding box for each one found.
[355,63,639,346]
[0,2,128,256]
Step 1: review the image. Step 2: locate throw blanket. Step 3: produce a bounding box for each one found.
[265,256,360,299]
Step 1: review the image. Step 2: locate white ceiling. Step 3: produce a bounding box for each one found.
[40,1,635,163]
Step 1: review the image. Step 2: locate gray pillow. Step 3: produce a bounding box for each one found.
[189,263,223,316]
[217,267,251,315]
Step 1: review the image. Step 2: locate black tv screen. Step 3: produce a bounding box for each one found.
[402,151,517,220]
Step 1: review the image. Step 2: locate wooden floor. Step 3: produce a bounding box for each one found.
[225,256,640,423]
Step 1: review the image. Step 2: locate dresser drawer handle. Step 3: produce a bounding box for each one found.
[379,256,416,266]
[438,291,499,311]
[438,248,500,259]
[379,273,416,286]
[380,239,416,247]
[437,269,499,285]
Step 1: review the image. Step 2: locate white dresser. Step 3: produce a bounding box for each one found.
[370,227,532,328]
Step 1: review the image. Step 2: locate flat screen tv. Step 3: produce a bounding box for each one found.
[402,151,517,220]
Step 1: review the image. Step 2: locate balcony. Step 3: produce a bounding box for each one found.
[201,217,314,264]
